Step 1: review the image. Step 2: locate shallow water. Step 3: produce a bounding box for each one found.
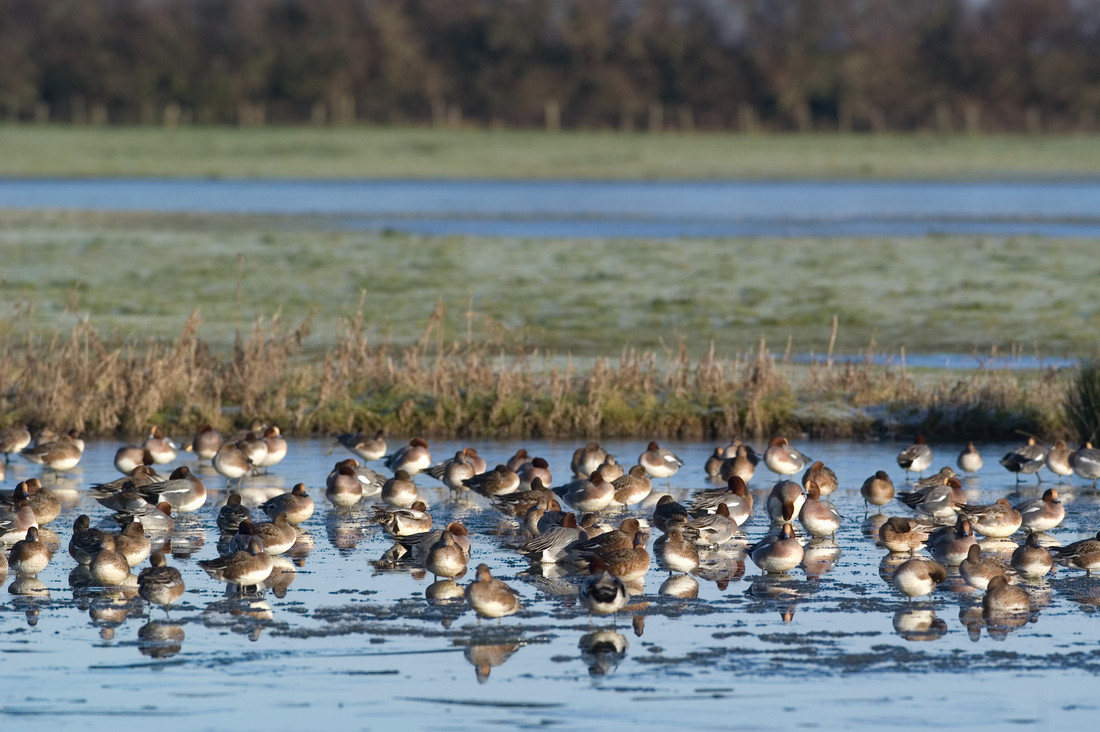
[1,438,1097,729]
[2,178,1100,238]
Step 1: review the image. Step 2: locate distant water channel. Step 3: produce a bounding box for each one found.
[1,438,1097,728]
[2,178,1100,238]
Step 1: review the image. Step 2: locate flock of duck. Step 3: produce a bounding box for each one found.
[2,421,1100,648]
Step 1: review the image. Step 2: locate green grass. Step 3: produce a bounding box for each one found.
[3,126,1100,179]
[1,210,1098,360]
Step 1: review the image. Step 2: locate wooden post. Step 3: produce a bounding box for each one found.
[869,107,886,134]
[90,103,108,126]
[163,101,181,129]
[793,101,810,132]
[935,101,951,133]
[1025,106,1041,134]
[446,103,462,128]
[738,103,758,133]
[34,101,49,124]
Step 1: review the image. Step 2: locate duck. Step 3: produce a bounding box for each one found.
[8,526,50,576]
[982,575,1031,616]
[381,470,420,507]
[1045,440,1073,482]
[465,564,521,619]
[199,539,273,588]
[138,551,186,613]
[655,529,699,572]
[91,464,166,496]
[384,437,432,476]
[325,463,364,507]
[252,513,298,555]
[688,476,753,525]
[0,501,38,545]
[896,435,933,478]
[597,533,651,582]
[718,443,757,484]
[956,441,983,474]
[860,470,895,507]
[958,498,1022,538]
[609,466,652,508]
[333,429,387,462]
[521,513,586,564]
[959,544,1016,591]
[684,503,738,546]
[926,516,977,565]
[260,483,315,525]
[704,447,726,479]
[766,480,805,524]
[878,516,932,554]
[212,440,254,484]
[799,481,842,538]
[505,448,532,472]
[1071,443,1100,485]
[90,534,133,586]
[389,522,471,564]
[896,477,966,522]
[1014,488,1064,533]
[140,465,207,513]
[1011,533,1053,580]
[216,498,248,535]
[913,466,956,490]
[21,429,84,471]
[596,456,624,482]
[1051,531,1100,575]
[651,495,691,533]
[0,423,32,462]
[763,437,811,476]
[552,471,614,513]
[639,441,682,479]
[256,426,287,470]
[891,558,947,598]
[3,479,60,525]
[142,426,179,465]
[189,423,223,461]
[371,501,432,537]
[69,514,106,564]
[115,521,152,567]
[571,442,609,478]
[517,457,553,490]
[1000,437,1047,483]
[426,450,477,492]
[567,518,644,561]
[492,479,556,519]
[802,462,838,497]
[579,558,629,616]
[749,523,803,574]
[116,501,175,535]
[426,531,469,579]
[114,445,153,475]
[464,465,521,498]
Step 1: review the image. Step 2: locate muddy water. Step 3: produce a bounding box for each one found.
[1,439,1097,729]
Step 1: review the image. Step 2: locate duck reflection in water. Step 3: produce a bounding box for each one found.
[746,574,802,622]
[893,608,947,642]
[138,620,185,658]
[327,507,366,553]
[579,629,628,676]
[464,641,522,683]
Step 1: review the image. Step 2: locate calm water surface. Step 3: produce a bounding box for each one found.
[2,178,1100,238]
[1,438,1098,730]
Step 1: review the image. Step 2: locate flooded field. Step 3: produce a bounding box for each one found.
[1,438,1097,729]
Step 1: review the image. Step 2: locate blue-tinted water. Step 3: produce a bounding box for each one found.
[2,178,1099,238]
[1,438,1097,729]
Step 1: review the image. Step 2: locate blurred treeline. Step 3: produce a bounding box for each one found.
[2,0,1098,132]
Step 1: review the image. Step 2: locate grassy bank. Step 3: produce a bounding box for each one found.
[0,306,1073,441]
[1,211,1098,359]
[3,126,1100,179]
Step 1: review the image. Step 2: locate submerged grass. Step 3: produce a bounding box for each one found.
[0,305,1073,441]
[4,126,1100,179]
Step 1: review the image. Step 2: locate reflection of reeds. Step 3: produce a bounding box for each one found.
[0,306,1073,440]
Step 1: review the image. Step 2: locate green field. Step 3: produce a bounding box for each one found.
[3,126,1100,179]
[1,210,1097,361]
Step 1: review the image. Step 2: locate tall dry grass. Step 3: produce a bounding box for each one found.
[0,303,1075,441]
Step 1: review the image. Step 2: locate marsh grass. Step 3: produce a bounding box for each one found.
[1066,360,1100,442]
[0,305,1073,441]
